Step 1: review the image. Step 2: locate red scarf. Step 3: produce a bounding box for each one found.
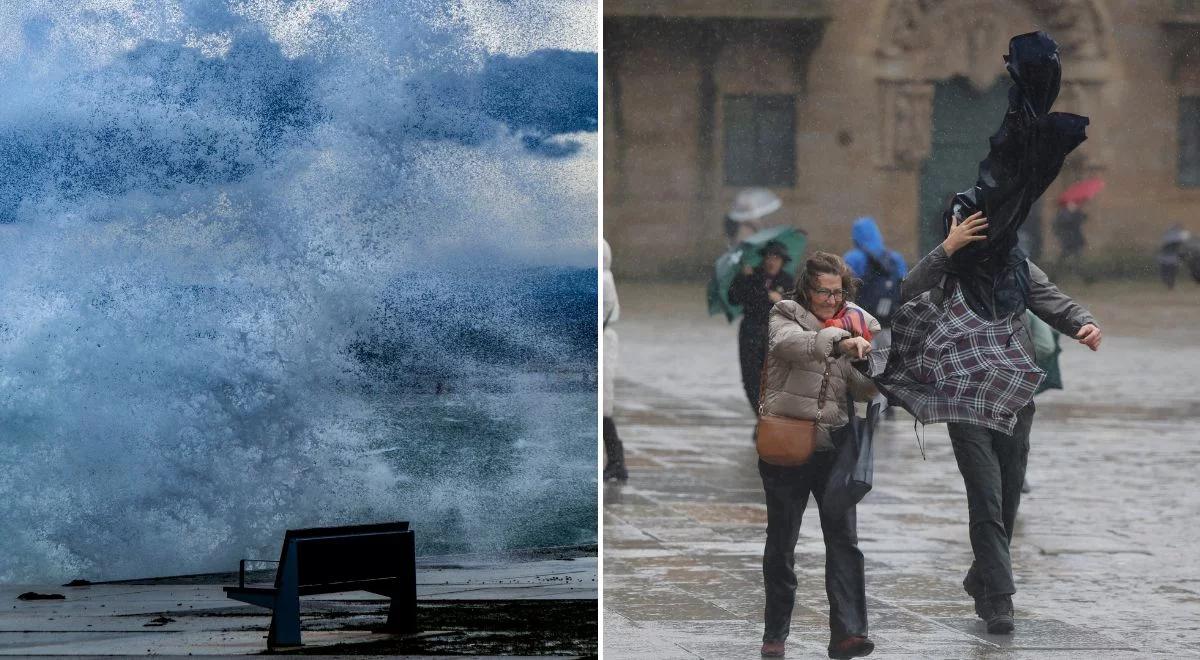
[823,305,873,342]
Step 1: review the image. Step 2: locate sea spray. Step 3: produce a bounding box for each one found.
[0,0,596,582]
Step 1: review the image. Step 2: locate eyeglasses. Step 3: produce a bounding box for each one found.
[810,287,847,301]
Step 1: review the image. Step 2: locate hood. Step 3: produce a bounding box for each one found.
[851,217,885,256]
[602,239,612,272]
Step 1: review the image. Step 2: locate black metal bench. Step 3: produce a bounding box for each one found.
[223,521,417,649]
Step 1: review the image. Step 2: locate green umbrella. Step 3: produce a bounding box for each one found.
[707,225,807,322]
[1025,311,1063,393]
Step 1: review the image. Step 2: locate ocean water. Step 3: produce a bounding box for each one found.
[0,1,597,582]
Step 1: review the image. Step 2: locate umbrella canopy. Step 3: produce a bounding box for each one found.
[944,31,1089,320]
[707,225,807,321]
[1026,311,1062,394]
[868,284,1045,434]
[1057,177,1105,207]
[727,188,782,222]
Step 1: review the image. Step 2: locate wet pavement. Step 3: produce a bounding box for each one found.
[603,281,1200,659]
[0,553,596,656]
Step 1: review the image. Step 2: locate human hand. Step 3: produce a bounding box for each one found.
[1075,323,1102,351]
[837,336,872,360]
[942,211,988,256]
[768,291,783,303]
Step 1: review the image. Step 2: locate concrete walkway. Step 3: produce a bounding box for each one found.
[603,281,1200,659]
[1,553,596,656]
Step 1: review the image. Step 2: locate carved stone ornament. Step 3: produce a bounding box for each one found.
[878,0,1107,63]
[877,82,934,170]
[875,0,1110,170]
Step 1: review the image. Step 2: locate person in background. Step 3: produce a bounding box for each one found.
[843,217,907,327]
[1158,225,1193,290]
[1052,200,1087,279]
[602,239,627,482]
[843,216,907,415]
[728,241,795,413]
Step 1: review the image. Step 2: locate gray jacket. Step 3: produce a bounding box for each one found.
[900,245,1098,358]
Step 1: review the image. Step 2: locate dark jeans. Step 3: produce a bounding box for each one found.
[759,451,867,643]
[948,403,1035,599]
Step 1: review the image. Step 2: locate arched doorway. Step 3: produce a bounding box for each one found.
[874,0,1112,259]
[917,77,1010,256]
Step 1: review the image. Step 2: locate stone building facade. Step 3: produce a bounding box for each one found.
[604,0,1200,279]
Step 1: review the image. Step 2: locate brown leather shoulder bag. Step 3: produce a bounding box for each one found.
[755,355,832,466]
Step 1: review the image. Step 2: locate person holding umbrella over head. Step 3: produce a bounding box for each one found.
[1052,177,1102,281]
[875,32,1103,636]
[729,241,795,413]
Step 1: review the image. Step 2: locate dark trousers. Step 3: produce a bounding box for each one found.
[603,416,626,474]
[759,453,867,643]
[948,403,1035,598]
[738,321,768,412]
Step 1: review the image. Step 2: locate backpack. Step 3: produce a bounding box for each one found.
[857,252,899,323]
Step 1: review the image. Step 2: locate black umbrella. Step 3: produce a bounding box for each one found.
[944,31,1089,320]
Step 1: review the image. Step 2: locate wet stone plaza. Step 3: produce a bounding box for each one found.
[603,282,1200,659]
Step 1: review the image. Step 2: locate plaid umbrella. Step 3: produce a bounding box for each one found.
[867,283,1044,435]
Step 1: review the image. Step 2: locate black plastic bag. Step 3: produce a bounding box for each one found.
[821,396,880,518]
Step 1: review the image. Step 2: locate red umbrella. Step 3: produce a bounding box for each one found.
[1057,177,1105,206]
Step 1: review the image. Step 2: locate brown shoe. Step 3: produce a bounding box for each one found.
[761,640,786,657]
[828,635,874,659]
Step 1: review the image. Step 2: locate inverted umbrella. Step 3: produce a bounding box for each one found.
[1057,177,1105,207]
[707,225,807,322]
[868,284,1045,435]
[944,31,1089,320]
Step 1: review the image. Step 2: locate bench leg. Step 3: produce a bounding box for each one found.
[268,595,302,648]
[268,543,302,649]
[386,534,419,633]
[386,589,418,633]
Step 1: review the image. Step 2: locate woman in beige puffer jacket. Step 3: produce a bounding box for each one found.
[758,251,880,660]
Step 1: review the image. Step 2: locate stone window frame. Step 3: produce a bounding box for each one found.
[1179,95,1200,188]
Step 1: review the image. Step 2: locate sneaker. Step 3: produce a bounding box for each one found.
[963,571,990,621]
[986,595,1015,634]
[828,635,874,659]
[761,640,785,657]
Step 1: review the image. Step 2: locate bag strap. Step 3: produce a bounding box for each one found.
[814,358,833,424]
[757,351,771,418]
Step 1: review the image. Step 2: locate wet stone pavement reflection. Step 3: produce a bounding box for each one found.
[603,282,1200,659]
